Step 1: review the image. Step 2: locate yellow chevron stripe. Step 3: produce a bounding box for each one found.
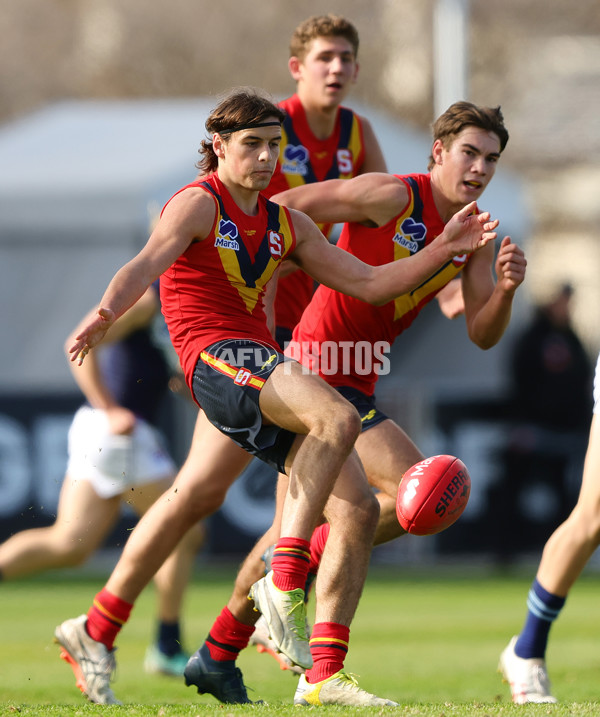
[340,117,363,179]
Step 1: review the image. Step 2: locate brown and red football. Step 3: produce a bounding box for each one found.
[396,454,471,536]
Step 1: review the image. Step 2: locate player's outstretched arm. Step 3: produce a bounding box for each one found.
[69,187,214,364]
[289,202,498,306]
[272,172,399,226]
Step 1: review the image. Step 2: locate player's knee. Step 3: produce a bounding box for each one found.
[188,482,229,518]
[583,509,600,546]
[565,504,600,547]
[325,401,362,451]
[332,489,379,538]
[360,490,381,533]
[178,521,206,554]
[54,537,92,567]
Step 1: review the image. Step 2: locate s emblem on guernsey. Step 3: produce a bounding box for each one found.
[452,253,468,267]
[215,218,240,250]
[281,144,309,175]
[392,217,427,253]
[268,231,284,259]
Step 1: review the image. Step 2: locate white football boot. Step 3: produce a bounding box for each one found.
[249,613,306,674]
[294,671,398,706]
[499,636,557,704]
[249,570,312,670]
[54,614,121,705]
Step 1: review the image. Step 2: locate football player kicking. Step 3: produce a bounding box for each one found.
[54,88,498,706]
[204,100,527,702]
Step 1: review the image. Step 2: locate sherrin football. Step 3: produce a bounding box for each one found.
[396,454,471,536]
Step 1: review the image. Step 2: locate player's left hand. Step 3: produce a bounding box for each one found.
[69,307,116,364]
[495,236,526,293]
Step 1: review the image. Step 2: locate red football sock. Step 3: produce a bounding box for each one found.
[305,621,349,684]
[308,522,331,574]
[205,606,255,662]
[271,537,310,591]
[86,588,133,650]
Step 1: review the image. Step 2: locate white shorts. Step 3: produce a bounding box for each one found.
[66,406,177,499]
[594,351,600,415]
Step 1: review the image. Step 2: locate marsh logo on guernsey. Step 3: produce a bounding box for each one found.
[281,144,309,176]
[392,217,427,253]
[215,218,240,250]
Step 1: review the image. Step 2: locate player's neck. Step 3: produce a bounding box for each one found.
[298,93,339,140]
[217,172,260,216]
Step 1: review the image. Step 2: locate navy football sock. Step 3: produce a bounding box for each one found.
[515,579,566,659]
[157,620,183,657]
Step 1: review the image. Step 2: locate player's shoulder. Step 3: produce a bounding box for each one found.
[356,172,407,196]
[285,206,322,241]
[160,180,217,230]
[167,182,215,209]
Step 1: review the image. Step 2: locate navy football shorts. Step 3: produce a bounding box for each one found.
[335,386,389,432]
[192,338,296,473]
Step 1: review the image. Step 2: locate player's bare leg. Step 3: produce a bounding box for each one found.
[248,362,362,668]
[242,417,421,673]
[0,475,120,578]
[125,476,205,675]
[228,475,288,624]
[105,410,251,604]
[261,362,363,540]
[536,414,600,594]
[499,417,600,704]
[354,419,422,545]
[293,450,396,706]
[313,449,379,625]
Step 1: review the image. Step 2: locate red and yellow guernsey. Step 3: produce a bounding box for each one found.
[160,173,296,389]
[290,173,470,395]
[265,94,367,333]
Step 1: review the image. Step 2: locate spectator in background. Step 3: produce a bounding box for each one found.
[510,283,592,432]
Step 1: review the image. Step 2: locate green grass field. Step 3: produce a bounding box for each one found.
[1,561,599,716]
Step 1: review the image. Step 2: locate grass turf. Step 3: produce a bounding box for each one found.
[1,561,599,716]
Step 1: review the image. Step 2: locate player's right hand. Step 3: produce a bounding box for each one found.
[69,307,116,364]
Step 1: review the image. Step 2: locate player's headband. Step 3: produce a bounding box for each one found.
[217,120,282,135]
